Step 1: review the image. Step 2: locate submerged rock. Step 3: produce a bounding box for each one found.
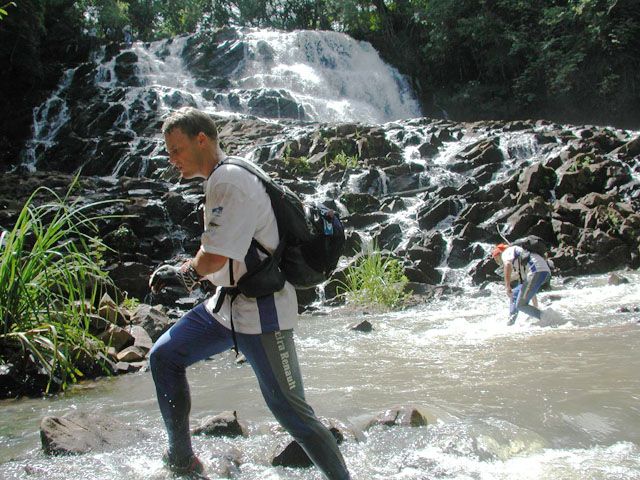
[40,411,149,455]
[192,410,248,438]
[364,405,430,430]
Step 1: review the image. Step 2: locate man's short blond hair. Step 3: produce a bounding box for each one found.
[162,107,218,141]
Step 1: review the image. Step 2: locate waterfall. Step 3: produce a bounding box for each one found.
[20,69,75,171]
[236,29,422,123]
[21,27,421,174]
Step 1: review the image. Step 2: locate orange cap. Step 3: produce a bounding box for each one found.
[491,243,508,259]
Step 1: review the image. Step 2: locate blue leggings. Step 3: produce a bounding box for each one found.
[149,304,350,480]
[509,271,550,323]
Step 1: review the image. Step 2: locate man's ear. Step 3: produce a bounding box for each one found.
[197,131,208,146]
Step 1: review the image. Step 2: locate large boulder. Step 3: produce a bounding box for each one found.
[417,197,463,230]
[130,304,174,342]
[40,411,149,455]
[518,163,557,198]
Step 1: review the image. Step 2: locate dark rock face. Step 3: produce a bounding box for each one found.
[4,121,640,308]
[2,26,639,324]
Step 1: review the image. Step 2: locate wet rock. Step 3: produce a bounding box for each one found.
[247,89,306,120]
[98,293,129,327]
[105,261,152,300]
[343,212,389,228]
[610,135,640,161]
[163,190,200,224]
[458,138,504,167]
[470,257,501,284]
[356,132,401,159]
[371,222,403,251]
[608,272,630,285]
[209,447,243,478]
[364,405,429,430]
[339,192,381,215]
[272,419,354,469]
[183,28,246,79]
[296,287,318,312]
[192,411,248,438]
[114,51,140,86]
[519,163,557,198]
[505,197,550,238]
[343,229,363,256]
[40,411,149,455]
[349,320,373,332]
[128,325,153,352]
[412,259,443,285]
[417,198,463,230]
[113,361,143,373]
[406,245,442,267]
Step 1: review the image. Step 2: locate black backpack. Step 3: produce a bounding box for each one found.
[511,235,549,258]
[510,234,552,281]
[218,157,345,297]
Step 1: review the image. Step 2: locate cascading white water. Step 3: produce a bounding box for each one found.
[8,24,640,480]
[235,29,422,123]
[20,69,75,171]
[22,28,421,174]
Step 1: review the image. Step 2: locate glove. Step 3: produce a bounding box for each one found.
[149,261,201,294]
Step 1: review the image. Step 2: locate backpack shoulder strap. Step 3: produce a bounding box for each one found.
[217,157,290,257]
[221,156,276,190]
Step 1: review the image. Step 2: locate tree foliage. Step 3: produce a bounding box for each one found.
[0,1,16,20]
[0,0,639,170]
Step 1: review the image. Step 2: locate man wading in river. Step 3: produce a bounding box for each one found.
[492,243,557,326]
[147,107,351,479]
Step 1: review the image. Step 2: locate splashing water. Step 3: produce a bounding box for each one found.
[1,271,639,479]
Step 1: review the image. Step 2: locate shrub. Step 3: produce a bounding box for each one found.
[0,178,121,394]
[338,247,410,310]
[283,151,311,175]
[328,151,359,170]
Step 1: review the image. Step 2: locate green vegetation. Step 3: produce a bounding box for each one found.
[570,154,595,171]
[339,246,410,310]
[0,1,639,171]
[606,206,622,228]
[121,295,140,312]
[0,179,119,394]
[0,1,16,20]
[329,151,359,170]
[282,145,311,175]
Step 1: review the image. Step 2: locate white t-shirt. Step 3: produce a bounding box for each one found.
[201,158,298,334]
[501,245,550,279]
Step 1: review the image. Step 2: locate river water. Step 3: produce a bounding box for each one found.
[1,270,639,479]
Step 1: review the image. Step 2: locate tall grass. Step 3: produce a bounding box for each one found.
[339,246,410,310]
[0,177,120,394]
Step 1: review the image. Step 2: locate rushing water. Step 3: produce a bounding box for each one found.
[1,271,639,479]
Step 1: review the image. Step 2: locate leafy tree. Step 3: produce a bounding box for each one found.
[127,0,156,41]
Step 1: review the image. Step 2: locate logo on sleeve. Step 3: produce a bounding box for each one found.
[208,206,223,228]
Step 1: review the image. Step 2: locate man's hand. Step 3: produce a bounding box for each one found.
[149,261,201,294]
[506,287,513,299]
